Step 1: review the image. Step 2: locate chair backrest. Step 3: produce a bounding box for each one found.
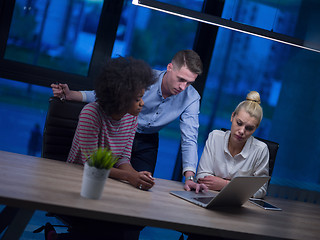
[42,97,87,161]
[253,136,279,177]
[221,128,279,177]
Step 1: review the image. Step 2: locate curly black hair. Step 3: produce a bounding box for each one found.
[94,56,154,115]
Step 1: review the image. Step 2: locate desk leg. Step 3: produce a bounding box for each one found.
[1,208,34,240]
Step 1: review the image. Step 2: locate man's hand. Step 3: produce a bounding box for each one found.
[197,175,229,191]
[184,180,208,193]
[51,83,70,100]
[50,83,83,101]
[183,171,208,193]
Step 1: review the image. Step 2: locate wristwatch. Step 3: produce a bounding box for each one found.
[185,175,196,182]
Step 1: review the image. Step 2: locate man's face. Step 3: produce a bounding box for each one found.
[162,63,198,98]
[127,89,145,116]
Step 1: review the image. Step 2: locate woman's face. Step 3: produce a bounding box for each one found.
[230,108,259,145]
[127,89,145,116]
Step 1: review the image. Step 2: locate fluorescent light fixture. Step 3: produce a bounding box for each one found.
[132,0,320,53]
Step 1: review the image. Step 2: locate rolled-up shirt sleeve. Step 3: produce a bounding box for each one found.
[80,90,96,103]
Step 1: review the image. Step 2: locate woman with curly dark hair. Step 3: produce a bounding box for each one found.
[94,57,153,117]
[57,57,156,240]
[68,56,155,191]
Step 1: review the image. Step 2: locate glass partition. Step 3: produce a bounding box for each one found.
[199,0,320,193]
[0,78,51,156]
[222,0,301,37]
[4,0,103,76]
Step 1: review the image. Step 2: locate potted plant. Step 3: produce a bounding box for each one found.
[80,147,118,199]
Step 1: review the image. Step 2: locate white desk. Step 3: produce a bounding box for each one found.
[0,150,319,240]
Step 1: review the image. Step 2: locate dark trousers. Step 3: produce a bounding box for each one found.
[130,132,159,175]
[57,215,143,240]
[0,206,19,234]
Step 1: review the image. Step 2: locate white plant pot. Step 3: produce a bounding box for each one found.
[80,162,110,199]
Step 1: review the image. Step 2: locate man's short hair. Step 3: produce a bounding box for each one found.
[171,50,203,75]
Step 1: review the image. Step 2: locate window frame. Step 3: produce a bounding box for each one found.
[0,0,124,90]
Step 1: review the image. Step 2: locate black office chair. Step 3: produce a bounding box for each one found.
[252,135,279,178]
[42,97,87,161]
[220,128,279,177]
[36,97,87,236]
[1,97,87,237]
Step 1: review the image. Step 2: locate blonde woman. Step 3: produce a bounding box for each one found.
[196,91,269,199]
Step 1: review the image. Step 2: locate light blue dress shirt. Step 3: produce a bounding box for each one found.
[81,69,200,174]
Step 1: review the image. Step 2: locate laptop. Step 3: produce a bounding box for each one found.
[170,176,270,208]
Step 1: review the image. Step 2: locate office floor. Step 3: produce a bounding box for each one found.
[1,207,183,240]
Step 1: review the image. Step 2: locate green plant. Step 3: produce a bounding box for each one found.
[87,147,118,170]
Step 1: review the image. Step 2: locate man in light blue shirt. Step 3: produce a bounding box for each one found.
[51,50,207,192]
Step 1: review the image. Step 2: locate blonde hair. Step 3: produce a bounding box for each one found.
[233,91,263,126]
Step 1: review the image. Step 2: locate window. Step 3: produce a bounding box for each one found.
[199,0,320,194]
[0,0,123,89]
[0,77,51,157]
[5,0,103,76]
[0,0,123,157]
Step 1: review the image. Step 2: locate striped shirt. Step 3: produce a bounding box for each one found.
[67,102,138,167]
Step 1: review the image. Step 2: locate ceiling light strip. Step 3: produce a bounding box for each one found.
[132,0,320,53]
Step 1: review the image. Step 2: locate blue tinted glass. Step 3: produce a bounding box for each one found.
[223,0,300,38]
[0,78,52,156]
[113,0,201,67]
[200,1,320,193]
[4,0,103,76]
[156,0,203,11]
